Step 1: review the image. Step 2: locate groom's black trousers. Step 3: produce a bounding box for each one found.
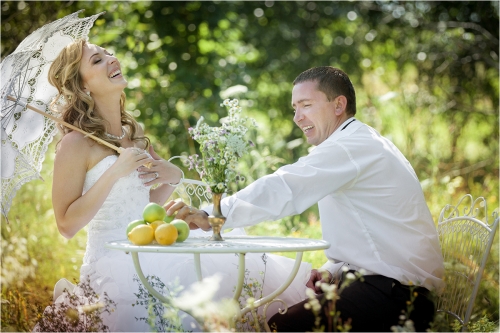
[268,272,435,332]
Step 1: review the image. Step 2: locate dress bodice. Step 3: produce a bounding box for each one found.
[82,155,150,264]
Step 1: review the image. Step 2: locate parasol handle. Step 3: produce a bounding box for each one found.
[7,95,124,153]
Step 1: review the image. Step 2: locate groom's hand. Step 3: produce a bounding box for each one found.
[163,200,211,231]
[306,269,333,294]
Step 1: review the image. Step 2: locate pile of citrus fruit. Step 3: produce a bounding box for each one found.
[127,202,190,246]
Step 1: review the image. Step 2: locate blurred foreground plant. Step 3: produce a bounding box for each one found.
[34,276,116,332]
[234,254,268,332]
[134,275,186,332]
[134,274,241,332]
[1,286,40,331]
[172,274,240,332]
[300,268,362,332]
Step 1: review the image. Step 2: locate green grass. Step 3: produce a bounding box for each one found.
[1,143,88,331]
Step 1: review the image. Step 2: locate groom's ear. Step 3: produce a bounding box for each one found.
[333,96,347,116]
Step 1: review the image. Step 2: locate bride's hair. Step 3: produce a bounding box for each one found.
[48,38,150,151]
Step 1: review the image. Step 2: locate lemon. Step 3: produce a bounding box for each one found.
[128,224,155,245]
[143,203,166,223]
[150,220,167,232]
[155,223,178,245]
[126,219,146,237]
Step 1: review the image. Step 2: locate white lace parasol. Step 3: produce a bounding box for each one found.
[1,10,105,220]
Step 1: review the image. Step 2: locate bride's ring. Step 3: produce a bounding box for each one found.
[154,172,159,179]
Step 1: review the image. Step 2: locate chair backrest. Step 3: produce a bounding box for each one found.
[436,194,498,331]
[167,155,212,209]
[171,178,212,209]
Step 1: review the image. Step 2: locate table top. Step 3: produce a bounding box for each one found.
[105,235,330,254]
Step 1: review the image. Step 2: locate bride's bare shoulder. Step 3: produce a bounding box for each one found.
[56,131,114,169]
[57,131,92,154]
[57,131,88,150]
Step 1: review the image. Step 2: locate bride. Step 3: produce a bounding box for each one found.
[42,38,311,331]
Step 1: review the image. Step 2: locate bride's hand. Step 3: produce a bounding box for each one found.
[137,145,183,186]
[110,147,153,180]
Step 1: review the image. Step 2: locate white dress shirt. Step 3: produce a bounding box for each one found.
[219,118,445,291]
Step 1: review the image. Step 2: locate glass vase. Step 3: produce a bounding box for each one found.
[208,192,226,241]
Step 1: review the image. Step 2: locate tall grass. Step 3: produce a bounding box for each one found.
[1,142,88,331]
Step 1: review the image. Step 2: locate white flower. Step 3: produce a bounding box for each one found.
[173,274,222,310]
[305,288,316,298]
[188,98,256,193]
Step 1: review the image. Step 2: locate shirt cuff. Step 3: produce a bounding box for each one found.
[320,261,347,280]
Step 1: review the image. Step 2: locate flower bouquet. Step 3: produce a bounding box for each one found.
[188,99,256,240]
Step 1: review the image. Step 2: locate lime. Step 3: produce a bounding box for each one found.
[163,214,175,223]
[171,219,190,242]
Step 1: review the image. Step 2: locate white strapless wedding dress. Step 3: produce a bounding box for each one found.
[46,155,311,332]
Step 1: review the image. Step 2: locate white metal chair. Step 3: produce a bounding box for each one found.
[436,194,498,331]
[168,156,212,209]
[171,178,212,209]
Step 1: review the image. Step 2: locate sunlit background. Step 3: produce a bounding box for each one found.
[1,1,498,331]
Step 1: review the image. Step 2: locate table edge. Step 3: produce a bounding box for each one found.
[105,236,330,254]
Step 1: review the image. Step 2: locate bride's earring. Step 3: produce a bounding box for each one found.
[86,91,91,96]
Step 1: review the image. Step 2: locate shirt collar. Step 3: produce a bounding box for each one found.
[324,117,361,143]
[307,118,362,153]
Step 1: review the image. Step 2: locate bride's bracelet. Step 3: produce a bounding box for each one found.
[167,169,184,187]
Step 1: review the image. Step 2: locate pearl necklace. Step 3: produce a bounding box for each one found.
[105,126,126,140]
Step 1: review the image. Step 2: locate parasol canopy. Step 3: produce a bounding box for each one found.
[0,10,111,220]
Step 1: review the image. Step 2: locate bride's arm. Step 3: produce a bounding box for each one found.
[52,132,153,239]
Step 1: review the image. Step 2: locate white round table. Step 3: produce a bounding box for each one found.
[105,235,330,330]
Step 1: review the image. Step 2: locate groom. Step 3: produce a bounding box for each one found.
[169,66,444,332]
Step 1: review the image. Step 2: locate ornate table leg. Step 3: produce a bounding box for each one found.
[233,253,246,301]
[131,252,171,304]
[228,253,247,330]
[240,252,304,331]
[131,252,196,318]
[194,253,202,281]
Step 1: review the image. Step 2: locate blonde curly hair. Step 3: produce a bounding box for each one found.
[48,39,149,151]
